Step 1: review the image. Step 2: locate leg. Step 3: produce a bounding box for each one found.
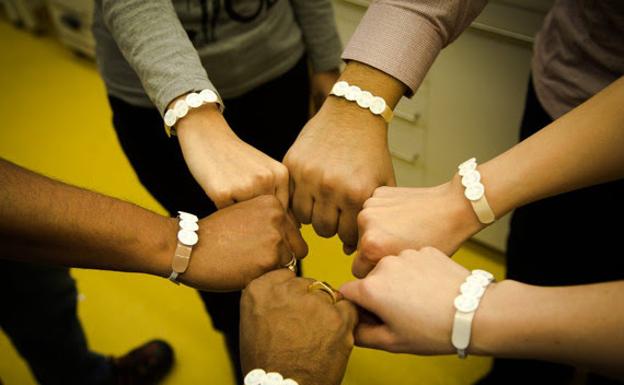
[0,260,112,385]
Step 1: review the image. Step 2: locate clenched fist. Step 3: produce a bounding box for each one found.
[284,96,396,254]
[353,178,485,278]
[177,103,290,209]
[177,195,307,291]
[240,269,358,385]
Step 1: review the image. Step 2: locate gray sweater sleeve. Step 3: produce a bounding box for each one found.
[99,0,219,115]
[289,0,343,72]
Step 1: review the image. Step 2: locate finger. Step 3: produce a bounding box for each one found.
[351,252,378,278]
[311,200,339,238]
[277,239,295,266]
[285,276,317,295]
[287,209,301,229]
[274,167,290,210]
[210,191,236,209]
[353,323,396,351]
[336,300,359,331]
[282,214,308,259]
[292,186,313,224]
[337,209,358,254]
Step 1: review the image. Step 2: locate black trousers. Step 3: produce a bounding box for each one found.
[0,261,112,385]
[108,56,310,381]
[477,80,624,384]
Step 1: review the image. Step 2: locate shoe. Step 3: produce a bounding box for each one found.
[110,339,174,385]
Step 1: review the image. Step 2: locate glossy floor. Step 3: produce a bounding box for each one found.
[0,20,505,385]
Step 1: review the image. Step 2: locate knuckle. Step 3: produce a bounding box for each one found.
[373,186,391,196]
[344,184,372,206]
[359,233,384,263]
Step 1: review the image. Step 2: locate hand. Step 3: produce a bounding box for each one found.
[240,269,358,385]
[342,248,492,355]
[178,195,308,291]
[284,97,396,254]
[310,69,340,114]
[352,177,485,278]
[176,104,290,209]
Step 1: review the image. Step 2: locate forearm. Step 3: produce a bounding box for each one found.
[100,0,217,114]
[481,76,624,217]
[473,280,624,378]
[0,159,175,276]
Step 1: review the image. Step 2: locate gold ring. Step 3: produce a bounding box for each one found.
[283,254,297,273]
[307,281,343,304]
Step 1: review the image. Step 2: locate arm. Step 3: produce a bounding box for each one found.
[289,0,343,109]
[100,0,291,209]
[353,76,624,277]
[0,159,307,291]
[340,248,624,379]
[284,0,487,253]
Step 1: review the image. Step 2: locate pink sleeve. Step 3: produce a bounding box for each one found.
[342,0,487,95]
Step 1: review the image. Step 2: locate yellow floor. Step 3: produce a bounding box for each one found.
[0,20,505,385]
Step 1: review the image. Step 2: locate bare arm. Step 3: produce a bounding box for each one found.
[0,159,307,291]
[475,279,624,378]
[354,76,624,276]
[0,158,173,275]
[341,248,624,380]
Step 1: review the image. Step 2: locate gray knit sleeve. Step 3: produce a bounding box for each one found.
[289,0,343,72]
[99,0,220,115]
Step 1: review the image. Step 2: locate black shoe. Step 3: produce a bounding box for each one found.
[109,339,174,385]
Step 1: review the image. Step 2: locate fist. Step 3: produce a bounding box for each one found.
[284,98,396,254]
[179,195,307,291]
[240,270,358,385]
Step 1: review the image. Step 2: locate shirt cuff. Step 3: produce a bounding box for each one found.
[341,2,444,96]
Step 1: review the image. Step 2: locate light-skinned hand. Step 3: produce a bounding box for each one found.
[352,176,485,277]
[176,103,290,209]
[341,247,499,355]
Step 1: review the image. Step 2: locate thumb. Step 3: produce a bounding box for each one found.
[354,322,396,352]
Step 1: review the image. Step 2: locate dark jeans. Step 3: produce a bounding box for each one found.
[477,80,624,384]
[0,261,112,385]
[108,56,310,382]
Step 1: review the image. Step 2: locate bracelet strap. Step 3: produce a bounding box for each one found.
[168,211,199,284]
[451,269,494,358]
[330,81,394,123]
[458,158,496,224]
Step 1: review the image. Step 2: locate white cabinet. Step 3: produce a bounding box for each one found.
[332,0,552,251]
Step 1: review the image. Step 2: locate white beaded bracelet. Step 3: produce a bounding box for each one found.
[244,369,298,385]
[168,211,199,284]
[330,80,394,123]
[458,158,495,224]
[163,89,221,137]
[451,269,494,358]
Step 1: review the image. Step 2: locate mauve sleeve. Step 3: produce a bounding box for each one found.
[342,0,487,95]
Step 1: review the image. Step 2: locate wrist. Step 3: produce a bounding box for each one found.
[446,175,487,238]
[175,102,229,135]
[470,279,528,356]
[140,215,178,279]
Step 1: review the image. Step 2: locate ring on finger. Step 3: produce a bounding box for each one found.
[283,253,298,273]
[307,281,343,304]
